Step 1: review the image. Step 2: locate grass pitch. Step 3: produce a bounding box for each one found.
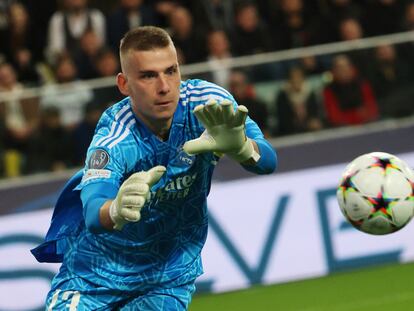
[190,262,414,311]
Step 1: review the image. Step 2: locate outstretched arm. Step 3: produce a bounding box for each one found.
[184,99,277,174]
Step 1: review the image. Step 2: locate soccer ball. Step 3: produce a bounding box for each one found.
[337,152,414,235]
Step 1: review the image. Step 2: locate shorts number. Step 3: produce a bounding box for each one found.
[48,289,81,310]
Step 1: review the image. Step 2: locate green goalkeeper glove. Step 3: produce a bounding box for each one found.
[109,165,166,230]
[183,99,260,163]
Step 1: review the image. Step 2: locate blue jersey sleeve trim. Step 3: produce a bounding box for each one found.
[242,138,277,174]
[81,182,118,233]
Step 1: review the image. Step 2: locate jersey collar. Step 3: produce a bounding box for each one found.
[131,97,186,141]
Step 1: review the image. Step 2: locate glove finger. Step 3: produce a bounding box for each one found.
[125,171,149,185]
[122,195,145,208]
[193,104,214,129]
[221,100,235,124]
[136,183,149,195]
[232,105,248,127]
[122,184,149,196]
[183,136,216,155]
[120,208,141,222]
[204,99,222,125]
[146,165,166,187]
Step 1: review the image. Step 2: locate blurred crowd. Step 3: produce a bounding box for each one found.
[1,0,414,177]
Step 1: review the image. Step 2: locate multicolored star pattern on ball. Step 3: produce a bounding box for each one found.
[365,189,395,221]
[369,156,400,174]
[337,152,414,235]
[338,172,358,199]
[338,173,364,226]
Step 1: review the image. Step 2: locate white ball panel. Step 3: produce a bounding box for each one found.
[368,152,394,158]
[336,188,346,212]
[391,157,414,182]
[361,216,393,235]
[343,191,372,221]
[390,201,414,227]
[342,154,377,175]
[353,167,383,197]
[384,169,412,198]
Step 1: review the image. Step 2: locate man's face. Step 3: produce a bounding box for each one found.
[118,44,181,129]
[332,57,354,83]
[0,64,17,89]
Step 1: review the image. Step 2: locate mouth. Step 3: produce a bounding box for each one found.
[155,100,173,106]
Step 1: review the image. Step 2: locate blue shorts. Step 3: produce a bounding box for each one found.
[46,270,196,310]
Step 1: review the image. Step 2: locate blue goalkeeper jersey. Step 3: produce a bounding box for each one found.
[33,79,271,292]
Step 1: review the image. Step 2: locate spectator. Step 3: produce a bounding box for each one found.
[151,0,187,28]
[299,55,327,76]
[368,44,413,118]
[3,2,40,85]
[26,106,73,173]
[106,0,157,54]
[94,48,120,78]
[400,1,414,31]
[0,62,37,151]
[21,0,57,64]
[232,1,274,81]
[168,6,206,64]
[46,0,106,63]
[319,0,362,43]
[228,70,270,136]
[89,48,123,108]
[205,29,233,88]
[398,2,414,72]
[191,0,235,36]
[40,54,93,128]
[275,66,323,136]
[74,29,104,79]
[271,0,320,50]
[232,1,273,56]
[70,101,104,166]
[0,2,10,59]
[323,55,379,127]
[338,17,371,77]
[339,17,363,41]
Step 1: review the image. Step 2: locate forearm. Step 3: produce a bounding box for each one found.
[81,183,118,233]
[99,201,114,231]
[83,197,114,233]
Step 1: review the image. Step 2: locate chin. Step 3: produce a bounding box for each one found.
[154,110,175,121]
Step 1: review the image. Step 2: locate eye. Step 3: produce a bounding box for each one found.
[140,72,156,79]
[166,67,177,75]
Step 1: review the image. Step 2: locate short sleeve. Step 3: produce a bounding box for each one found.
[75,134,126,191]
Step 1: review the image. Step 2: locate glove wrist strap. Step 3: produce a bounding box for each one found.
[109,200,123,230]
[229,138,260,163]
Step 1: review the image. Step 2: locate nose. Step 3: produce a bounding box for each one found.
[157,74,170,95]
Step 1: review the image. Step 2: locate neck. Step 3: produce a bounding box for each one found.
[143,118,172,141]
[152,122,171,141]
[132,106,172,141]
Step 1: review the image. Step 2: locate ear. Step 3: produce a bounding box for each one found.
[116,73,129,96]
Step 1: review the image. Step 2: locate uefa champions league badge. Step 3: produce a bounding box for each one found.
[88,149,110,169]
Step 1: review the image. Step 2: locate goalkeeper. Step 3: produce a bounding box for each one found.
[32,26,277,310]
